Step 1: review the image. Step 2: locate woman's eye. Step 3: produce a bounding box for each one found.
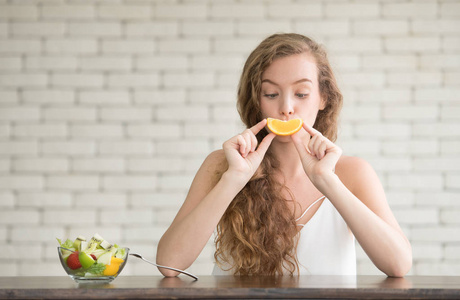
[263,93,278,99]
[296,93,309,99]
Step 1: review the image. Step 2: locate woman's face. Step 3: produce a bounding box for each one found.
[259,53,325,134]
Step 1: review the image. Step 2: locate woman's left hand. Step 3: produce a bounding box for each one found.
[291,123,342,183]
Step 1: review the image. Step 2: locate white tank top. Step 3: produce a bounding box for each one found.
[212,197,356,275]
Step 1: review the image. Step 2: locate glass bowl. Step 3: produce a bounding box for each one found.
[58,246,129,284]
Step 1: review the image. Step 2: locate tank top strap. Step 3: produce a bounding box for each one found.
[295,195,326,223]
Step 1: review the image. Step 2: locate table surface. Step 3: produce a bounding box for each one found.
[1,275,460,299]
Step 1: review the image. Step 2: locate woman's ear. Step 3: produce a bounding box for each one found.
[319,97,326,110]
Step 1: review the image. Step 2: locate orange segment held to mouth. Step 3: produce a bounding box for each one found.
[267,118,303,136]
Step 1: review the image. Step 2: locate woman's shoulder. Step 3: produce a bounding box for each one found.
[335,155,377,192]
[198,149,228,181]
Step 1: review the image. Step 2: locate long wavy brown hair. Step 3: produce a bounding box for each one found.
[214,33,343,275]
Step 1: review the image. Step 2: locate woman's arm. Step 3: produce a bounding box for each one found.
[156,120,275,277]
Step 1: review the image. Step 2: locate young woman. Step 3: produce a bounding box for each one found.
[156,33,412,277]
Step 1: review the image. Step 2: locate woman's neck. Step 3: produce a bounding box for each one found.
[269,137,306,180]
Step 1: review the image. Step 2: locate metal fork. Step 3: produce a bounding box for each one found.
[129,253,198,280]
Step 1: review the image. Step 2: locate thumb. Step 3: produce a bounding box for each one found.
[291,132,314,163]
[255,133,276,156]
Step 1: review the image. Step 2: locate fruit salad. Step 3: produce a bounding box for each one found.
[57,233,128,278]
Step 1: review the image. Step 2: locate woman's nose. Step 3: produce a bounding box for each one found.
[280,97,294,116]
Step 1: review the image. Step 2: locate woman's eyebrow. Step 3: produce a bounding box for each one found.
[261,78,313,86]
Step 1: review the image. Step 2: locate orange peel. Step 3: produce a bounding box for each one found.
[266,118,303,136]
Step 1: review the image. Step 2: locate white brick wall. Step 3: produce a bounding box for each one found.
[0,0,459,277]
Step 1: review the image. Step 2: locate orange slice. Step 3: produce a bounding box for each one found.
[267,118,303,136]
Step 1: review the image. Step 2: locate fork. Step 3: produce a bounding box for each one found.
[129,253,198,280]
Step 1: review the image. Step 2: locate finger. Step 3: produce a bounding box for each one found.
[317,140,328,160]
[249,119,268,135]
[237,135,246,157]
[242,131,252,156]
[250,130,258,153]
[303,122,322,138]
[255,132,276,156]
[291,132,314,162]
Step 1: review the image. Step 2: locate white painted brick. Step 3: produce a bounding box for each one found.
[0,22,6,37]
[330,55,360,71]
[159,38,210,54]
[0,141,36,155]
[385,37,440,53]
[383,105,438,121]
[0,5,38,19]
[338,140,381,155]
[72,158,125,173]
[98,4,152,19]
[11,22,65,36]
[383,2,437,18]
[0,106,40,121]
[362,55,417,70]
[18,262,64,276]
[23,89,75,104]
[445,72,460,86]
[441,209,460,224]
[440,141,460,155]
[155,4,207,19]
[100,107,151,122]
[134,90,186,105]
[135,55,188,71]
[79,90,130,105]
[353,20,409,36]
[68,22,121,36]
[156,105,208,121]
[326,3,379,17]
[13,123,67,138]
[163,71,214,88]
[125,21,178,37]
[382,140,438,156]
[100,209,154,224]
[388,173,443,190]
[212,105,241,122]
[0,39,41,53]
[46,175,99,191]
[44,209,96,225]
[184,122,239,139]
[388,71,443,87]
[17,192,72,208]
[70,124,123,138]
[103,176,157,191]
[422,54,460,70]
[414,158,460,172]
[328,37,383,54]
[182,21,234,36]
[79,56,132,71]
[415,192,460,207]
[340,105,380,122]
[156,140,210,156]
[412,226,460,242]
[0,244,42,260]
[13,158,68,173]
[413,123,460,138]
[441,2,460,17]
[102,39,155,54]
[210,4,265,19]
[294,20,350,36]
[190,89,236,104]
[0,73,47,87]
[44,106,97,121]
[445,245,460,259]
[41,4,95,19]
[191,55,244,71]
[0,56,21,71]
[98,140,153,155]
[415,88,460,103]
[237,21,292,36]
[339,72,385,88]
[45,38,97,54]
[0,90,18,104]
[74,193,127,208]
[51,73,103,88]
[25,56,77,71]
[443,37,460,52]
[128,157,183,172]
[123,226,167,243]
[386,191,414,207]
[446,174,460,189]
[354,123,411,139]
[108,73,159,88]
[41,140,95,156]
[0,210,40,224]
[0,193,14,207]
[130,192,185,209]
[414,262,460,276]
[0,125,8,139]
[367,157,412,172]
[412,243,443,260]
[213,37,260,54]
[127,124,181,139]
[393,208,438,225]
[216,71,240,88]
[268,3,322,18]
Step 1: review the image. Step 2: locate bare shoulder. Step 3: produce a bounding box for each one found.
[201,149,228,177]
[335,155,379,195]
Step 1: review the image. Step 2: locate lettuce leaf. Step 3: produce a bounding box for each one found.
[57,238,74,249]
[86,263,106,275]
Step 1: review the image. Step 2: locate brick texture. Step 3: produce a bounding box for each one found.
[0,0,459,277]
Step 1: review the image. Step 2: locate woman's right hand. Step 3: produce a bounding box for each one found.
[222,119,276,184]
